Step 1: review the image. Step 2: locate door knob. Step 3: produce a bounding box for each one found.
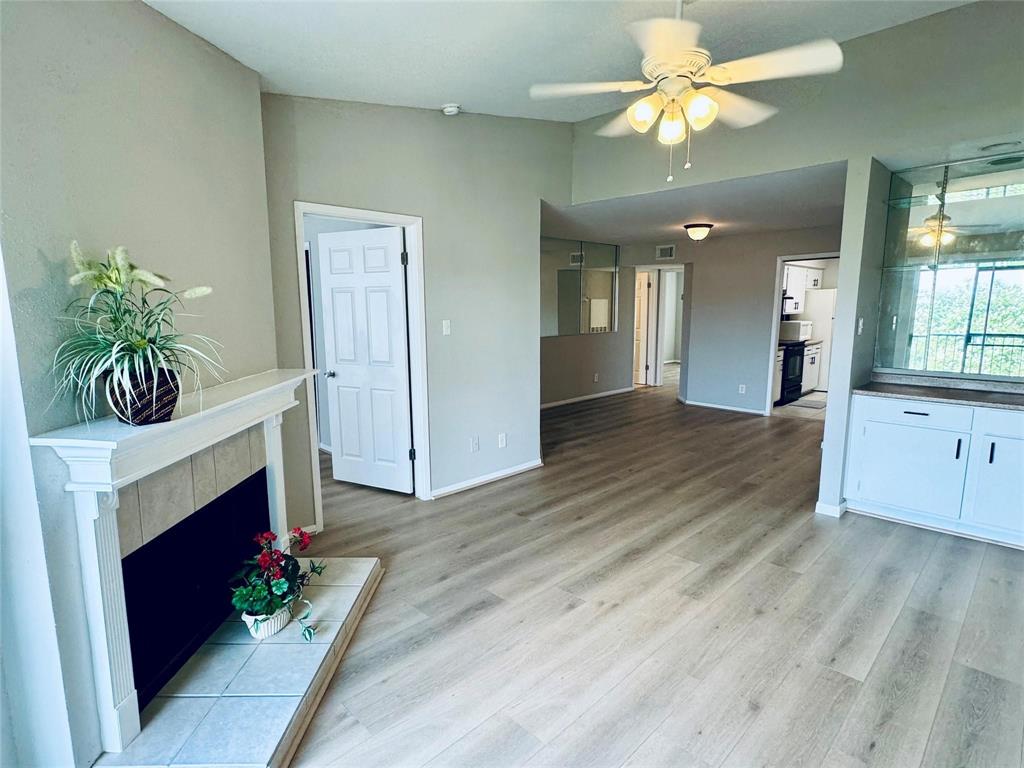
[324,370,336,378]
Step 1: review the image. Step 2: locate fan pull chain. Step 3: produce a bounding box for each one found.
[684,130,693,169]
[667,143,674,182]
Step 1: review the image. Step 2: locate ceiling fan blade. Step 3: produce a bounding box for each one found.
[700,39,843,86]
[529,81,653,99]
[595,111,633,138]
[700,86,778,128]
[627,18,702,60]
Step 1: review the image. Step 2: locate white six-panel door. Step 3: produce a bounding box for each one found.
[317,227,413,493]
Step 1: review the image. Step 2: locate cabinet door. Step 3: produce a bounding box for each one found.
[806,268,824,288]
[854,421,969,519]
[963,435,1024,532]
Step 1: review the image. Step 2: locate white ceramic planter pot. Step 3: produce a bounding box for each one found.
[242,606,291,640]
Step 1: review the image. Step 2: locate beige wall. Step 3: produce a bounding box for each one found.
[540,266,635,405]
[571,2,1024,205]
[621,226,842,412]
[0,2,276,763]
[261,95,572,508]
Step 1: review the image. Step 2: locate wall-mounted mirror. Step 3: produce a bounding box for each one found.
[541,237,619,337]
[874,155,1024,380]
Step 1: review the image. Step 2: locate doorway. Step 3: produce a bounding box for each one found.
[767,254,840,420]
[294,202,432,507]
[632,266,689,394]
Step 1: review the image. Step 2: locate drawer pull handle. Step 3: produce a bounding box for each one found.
[989,442,996,464]
[903,410,930,416]
[955,438,962,460]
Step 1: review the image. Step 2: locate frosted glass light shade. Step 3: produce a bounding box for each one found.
[684,223,714,241]
[681,89,719,131]
[657,103,687,145]
[626,93,666,134]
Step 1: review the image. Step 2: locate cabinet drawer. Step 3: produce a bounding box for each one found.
[974,406,1024,438]
[853,394,973,432]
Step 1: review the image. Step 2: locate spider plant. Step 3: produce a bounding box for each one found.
[53,242,224,423]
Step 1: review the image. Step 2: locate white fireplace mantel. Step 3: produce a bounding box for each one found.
[30,368,313,753]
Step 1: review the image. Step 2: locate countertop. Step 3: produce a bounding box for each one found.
[853,381,1024,411]
[777,338,823,348]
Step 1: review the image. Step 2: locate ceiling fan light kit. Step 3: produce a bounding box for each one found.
[529,16,843,180]
[919,213,956,247]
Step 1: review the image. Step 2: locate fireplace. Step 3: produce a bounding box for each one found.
[122,469,270,707]
[30,369,314,752]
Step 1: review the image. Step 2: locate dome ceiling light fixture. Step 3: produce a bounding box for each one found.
[684,222,714,241]
[529,5,843,182]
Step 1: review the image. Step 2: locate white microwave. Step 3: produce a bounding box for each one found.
[779,320,812,341]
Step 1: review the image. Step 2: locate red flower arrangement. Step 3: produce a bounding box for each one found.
[231,528,325,640]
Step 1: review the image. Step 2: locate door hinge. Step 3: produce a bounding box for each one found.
[401,251,409,266]
[408,447,416,461]
[645,364,650,371]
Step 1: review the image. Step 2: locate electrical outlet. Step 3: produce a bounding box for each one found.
[593,373,599,383]
[442,319,451,336]
[857,317,864,336]
[738,384,746,394]
[470,435,479,453]
[498,432,507,448]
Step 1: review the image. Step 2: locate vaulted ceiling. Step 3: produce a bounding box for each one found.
[148,0,967,122]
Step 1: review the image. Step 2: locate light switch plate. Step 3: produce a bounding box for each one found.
[498,433,507,448]
[442,319,451,336]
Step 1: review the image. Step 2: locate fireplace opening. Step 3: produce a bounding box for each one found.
[122,469,270,707]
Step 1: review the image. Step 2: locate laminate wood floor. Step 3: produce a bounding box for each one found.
[294,377,1024,768]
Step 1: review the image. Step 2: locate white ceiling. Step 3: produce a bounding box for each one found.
[541,162,847,243]
[148,0,967,123]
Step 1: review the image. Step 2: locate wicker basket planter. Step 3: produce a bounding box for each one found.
[108,368,180,425]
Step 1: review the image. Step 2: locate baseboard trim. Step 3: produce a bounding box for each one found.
[679,398,765,416]
[541,387,634,410]
[815,500,847,518]
[431,459,543,499]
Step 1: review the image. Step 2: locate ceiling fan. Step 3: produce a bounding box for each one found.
[910,213,999,248]
[529,15,844,178]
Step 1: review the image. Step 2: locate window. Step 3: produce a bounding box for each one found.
[541,237,619,337]
[875,156,1024,380]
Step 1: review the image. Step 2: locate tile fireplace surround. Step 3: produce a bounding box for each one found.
[28,369,371,762]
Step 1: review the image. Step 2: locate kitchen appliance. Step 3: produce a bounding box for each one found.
[800,289,836,391]
[779,320,812,341]
[776,341,805,405]
[802,342,822,393]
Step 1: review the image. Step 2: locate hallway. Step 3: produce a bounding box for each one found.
[297,386,1023,768]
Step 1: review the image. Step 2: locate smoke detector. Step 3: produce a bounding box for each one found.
[441,103,461,116]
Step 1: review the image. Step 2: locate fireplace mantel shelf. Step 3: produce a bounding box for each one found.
[29,368,314,754]
[31,368,314,492]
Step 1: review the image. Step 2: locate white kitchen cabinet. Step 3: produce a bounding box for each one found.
[853,421,969,518]
[782,266,806,314]
[961,409,1024,533]
[844,393,1023,547]
[773,350,783,404]
[801,343,821,393]
[804,267,824,289]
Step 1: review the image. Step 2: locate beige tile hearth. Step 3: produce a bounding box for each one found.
[97,557,382,768]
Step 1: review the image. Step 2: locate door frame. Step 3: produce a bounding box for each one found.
[765,252,840,416]
[293,201,433,509]
[634,266,689,388]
